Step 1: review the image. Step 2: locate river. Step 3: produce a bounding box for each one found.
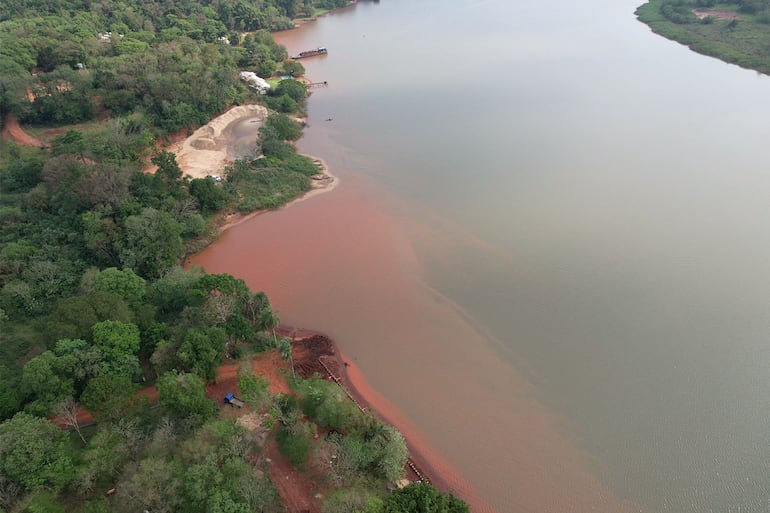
[191,1,770,511]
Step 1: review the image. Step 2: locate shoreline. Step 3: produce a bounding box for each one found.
[185,14,484,507]
[178,120,486,505]
[277,327,496,513]
[216,153,339,234]
[636,0,770,76]
[159,104,338,253]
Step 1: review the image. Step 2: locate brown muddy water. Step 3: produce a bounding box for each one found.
[191,175,633,513]
[193,1,770,512]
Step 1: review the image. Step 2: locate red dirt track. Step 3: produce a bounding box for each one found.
[1,115,46,147]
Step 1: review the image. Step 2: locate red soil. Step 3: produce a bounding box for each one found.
[1,115,46,148]
[53,331,474,513]
[276,328,494,509]
[692,9,740,20]
[266,437,323,513]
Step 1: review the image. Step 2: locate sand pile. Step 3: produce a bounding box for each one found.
[174,104,268,179]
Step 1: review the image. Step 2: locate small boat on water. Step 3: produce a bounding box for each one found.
[291,47,328,59]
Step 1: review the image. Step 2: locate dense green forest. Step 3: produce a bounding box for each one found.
[637,0,770,75]
[0,0,470,511]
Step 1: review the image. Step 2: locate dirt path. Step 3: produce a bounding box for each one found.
[1,115,46,148]
[265,439,322,513]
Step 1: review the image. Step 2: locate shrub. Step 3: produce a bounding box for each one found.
[264,113,303,141]
[294,378,362,431]
[238,369,270,411]
[272,79,306,103]
[276,421,315,466]
[383,482,470,513]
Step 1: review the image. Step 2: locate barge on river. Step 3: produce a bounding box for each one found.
[291,47,328,59]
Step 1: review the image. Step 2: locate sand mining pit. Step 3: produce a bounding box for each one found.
[176,104,268,179]
[171,104,269,179]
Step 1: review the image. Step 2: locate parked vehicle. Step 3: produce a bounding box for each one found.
[224,393,245,408]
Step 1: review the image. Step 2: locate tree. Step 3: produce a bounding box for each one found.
[76,427,130,496]
[52,129,86,161]
[237,368,269,411]
[46,292,133,343]
[276,420,314,466]
[55,397,86,445]
[117,207,184,279]
[52,338,106,388]
[91,320,141,379]
[243,291,270,327]
[92,320,140,359]
[376,426,408,483]
[189,177,229,213]
[277,337,295,378]
[281,60,304,77]
[93,267,146,308]
[0,364,21,421]
[0,153,43,192]
[0,241,36,283]
[14,489,66,513]
[20,351,74,415]
[80,374,139,421]
[150,266,205,318]
[0,412,74,492]
[115,457,181,513]
[264,112,302,141]
[382,482,470,513]
[178,327,227,380]
[157,371,217,422]
[272,79,306,103]
[151,151,183,185]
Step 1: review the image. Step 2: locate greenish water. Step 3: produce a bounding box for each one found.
[209,1,770,511]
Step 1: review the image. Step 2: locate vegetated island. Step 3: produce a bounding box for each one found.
[0,0,472,512]
[636,0,770,75]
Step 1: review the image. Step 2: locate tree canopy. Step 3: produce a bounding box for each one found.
[0,413,73,492]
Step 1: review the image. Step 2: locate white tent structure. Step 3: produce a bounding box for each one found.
[239,71,271,94]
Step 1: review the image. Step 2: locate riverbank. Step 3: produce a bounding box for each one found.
[151,102,338,256]
[216,154,338,233]
[174,83,479,510]
[176,128,477,506]
[275,327,496,512]
[636,0,770,75]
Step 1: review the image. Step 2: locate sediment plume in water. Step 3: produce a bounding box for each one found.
[189,174,637,513]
